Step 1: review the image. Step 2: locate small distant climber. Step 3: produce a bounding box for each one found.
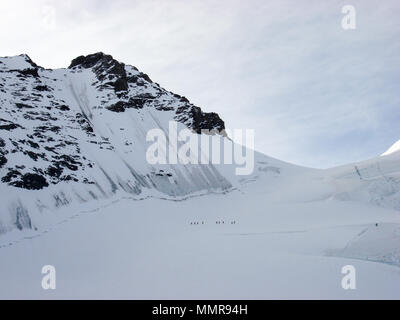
[375,223,378,227]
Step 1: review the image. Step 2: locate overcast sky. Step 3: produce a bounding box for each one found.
[1,0,399,168]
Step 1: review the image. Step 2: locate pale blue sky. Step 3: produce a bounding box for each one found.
[0,0,399,168]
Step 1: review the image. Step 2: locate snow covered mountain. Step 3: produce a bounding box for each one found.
[0,52,238,235]
[382,140,400,156]
[0,53,400,299]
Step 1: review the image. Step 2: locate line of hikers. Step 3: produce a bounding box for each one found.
[189,220,237,225]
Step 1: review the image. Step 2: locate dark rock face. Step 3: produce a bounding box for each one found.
[175,105,225,133]
[76,113,94,133]
[34,85,51,92]
[0,123,22,130]
[0,137,7,168]
[69,52,116,69]
[46,165,63,178]
[0,155,6,168]
[69,52,129,94]
[126,97,147,109]
[15,103,34,109]
[19,173,49,190]
[17,68,39,78]
[57,105,70,111]
[107,101,125,112]
[190,106,225,133]
[2,171,49,190]
[107,94,152,113]
[112,77,129,92]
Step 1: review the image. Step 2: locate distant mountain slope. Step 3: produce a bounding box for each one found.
[382,140,400,156]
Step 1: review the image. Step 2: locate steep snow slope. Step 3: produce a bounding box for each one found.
[0,53,280,236]
[325,152,400,211]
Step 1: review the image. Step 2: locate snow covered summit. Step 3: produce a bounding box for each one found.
[0,52,240,234]
[382,140,400,156]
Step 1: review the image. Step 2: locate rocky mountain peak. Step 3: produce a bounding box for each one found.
[69,52,129,92]
[0,52,227,198]
[0,53,40,75]
[69,52,116,69]
[19,54,38,68]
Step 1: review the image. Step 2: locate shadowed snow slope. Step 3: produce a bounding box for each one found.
[0,54,399,299]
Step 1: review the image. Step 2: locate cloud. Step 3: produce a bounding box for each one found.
[0,0,399,168]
